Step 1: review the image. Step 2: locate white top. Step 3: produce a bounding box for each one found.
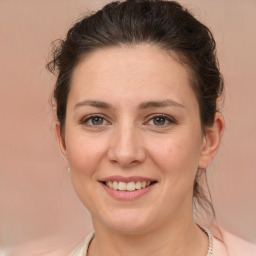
[69,231,229,256]
[69,233,95,256]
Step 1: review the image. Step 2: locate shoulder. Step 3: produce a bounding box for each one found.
[212,235,229,256]
[69,233,95,256]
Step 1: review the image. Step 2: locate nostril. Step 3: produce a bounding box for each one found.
[107,134,146,167]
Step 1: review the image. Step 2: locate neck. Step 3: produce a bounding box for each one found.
[89,215,209,256]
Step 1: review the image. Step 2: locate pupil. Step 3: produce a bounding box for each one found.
[92,117,103,125]
[154,117,165,125]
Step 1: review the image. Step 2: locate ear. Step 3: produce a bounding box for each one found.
[55,123,69,166]
[198,112,225,169]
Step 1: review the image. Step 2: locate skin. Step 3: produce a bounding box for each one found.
[56,44,224,256]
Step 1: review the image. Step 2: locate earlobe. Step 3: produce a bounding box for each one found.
[55,123,69,165]
[198,112,225,169]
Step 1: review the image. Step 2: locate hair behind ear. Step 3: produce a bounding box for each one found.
[193,168,215,219]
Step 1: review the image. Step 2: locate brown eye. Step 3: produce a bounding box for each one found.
[81,115,108,126]
[153,116,166,126]
[91,116,104,125]
[146,114,175,127]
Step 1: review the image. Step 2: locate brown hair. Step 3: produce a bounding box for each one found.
[47,0,224,217]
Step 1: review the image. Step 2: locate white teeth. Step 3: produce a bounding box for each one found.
[127,182,136,191]
[105,181,152,191]
[118,182,127,191]
[135,181,142,190]
[106,181,113,189]
[113,181,118,190]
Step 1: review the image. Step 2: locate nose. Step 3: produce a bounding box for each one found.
[107,122,146,168]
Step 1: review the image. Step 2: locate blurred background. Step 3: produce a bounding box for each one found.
[0,0,255,255]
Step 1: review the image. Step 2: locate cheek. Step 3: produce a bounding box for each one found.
[65,133,108,177]
[65,133,109,210]
[146,134,202,184]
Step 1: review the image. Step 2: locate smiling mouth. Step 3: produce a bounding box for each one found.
[101,181,157,191]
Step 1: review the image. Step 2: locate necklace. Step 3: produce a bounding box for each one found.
[200,226,213,256]
[72,226,213,256]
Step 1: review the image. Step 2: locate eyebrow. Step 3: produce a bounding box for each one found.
[74,99,185,110]
[74,100,111,109]
[138,100,185,109]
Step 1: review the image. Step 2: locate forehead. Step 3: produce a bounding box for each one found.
[69,44,197,108]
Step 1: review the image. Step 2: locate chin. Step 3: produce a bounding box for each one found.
[96,208,156,235]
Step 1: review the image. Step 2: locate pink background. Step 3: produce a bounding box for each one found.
[0,0,255,255]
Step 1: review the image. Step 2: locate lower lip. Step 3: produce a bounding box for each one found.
[101,183,155,200]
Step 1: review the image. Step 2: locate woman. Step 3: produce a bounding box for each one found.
[47,0,226,255]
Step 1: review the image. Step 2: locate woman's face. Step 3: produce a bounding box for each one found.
[57,44,216,234]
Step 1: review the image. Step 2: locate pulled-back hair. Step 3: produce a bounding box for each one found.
[47,0,224,218]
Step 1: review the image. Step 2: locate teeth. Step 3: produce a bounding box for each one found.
[118,182,127,191]
[135,181,142,190]
[105,181,152,191]
[141,181,146,188]
[127,182,135,191]
[106,181,113,189]
[113,181,118,190]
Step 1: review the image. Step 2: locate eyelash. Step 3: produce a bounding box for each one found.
[80,114,176,127]
[80,114,108,127]
[146,114,176,127]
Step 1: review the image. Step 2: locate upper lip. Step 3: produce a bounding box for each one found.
[99,175,156,183]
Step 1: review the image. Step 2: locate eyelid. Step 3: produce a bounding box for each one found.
[80,114,111,126]
[80,113,176,127]
[145,113,177,126]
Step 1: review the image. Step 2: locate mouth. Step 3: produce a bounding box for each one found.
[101,180,157,191]
[99,176,157,200]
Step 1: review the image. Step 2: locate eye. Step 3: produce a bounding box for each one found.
[81,115,109,126]
[147,114,175,127]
